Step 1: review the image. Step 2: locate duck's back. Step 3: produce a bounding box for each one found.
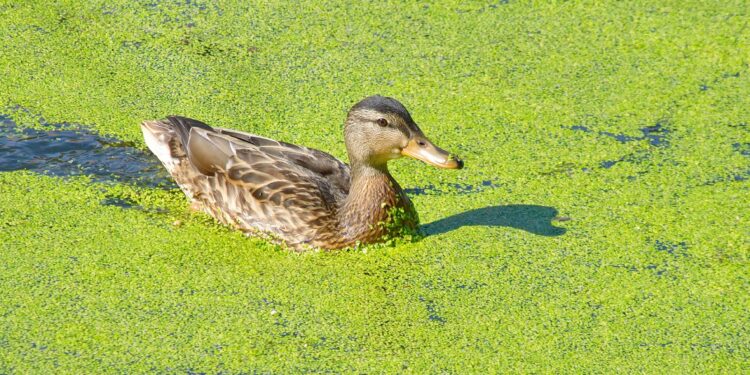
[141,116,351,248]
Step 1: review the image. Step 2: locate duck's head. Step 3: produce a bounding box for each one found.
[344,95,463,170]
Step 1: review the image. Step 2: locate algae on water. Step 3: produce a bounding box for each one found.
[0,1,748,373]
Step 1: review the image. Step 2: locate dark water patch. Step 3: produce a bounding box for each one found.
[101,196,139,209]
[598,130,641,144]
[488,1,510,9]
[701,71,742,90]
[733,143,750,157]
[571,125,591,132]
[601,160,618,169]
[543,161,579,176]
[655,240,688,258]
[728,122,747,130]
[311,336,329,350]
[101,4,116,15]
[0,115,176,189]
[405,179,500,196]
[611,264,639,273]
[30,342,49,351]
[100,195,168,213]
[418,296,446,324]
[570,122,670,147]
[611,263,669,278]
[644,264,667,277]
[588,301,602,319]
[121,40,143,50]
[145,0,210,12]
[422,277,488,293]
[638,341,674,349]
[423,204,566,237]
[640,124,669,146]
[703,168,750,185]
[143,0,223,26]
[598,150,652,170]
[456,280,489,291]
[15,24,49,34]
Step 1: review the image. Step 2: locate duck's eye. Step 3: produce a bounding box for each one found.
[376,118,388,127]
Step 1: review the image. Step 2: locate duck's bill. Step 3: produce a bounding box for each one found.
[401,138,464,169]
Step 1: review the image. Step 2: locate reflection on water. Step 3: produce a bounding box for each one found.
[0,115,176,188]
[405,179,500,196]
[571,122,670,147]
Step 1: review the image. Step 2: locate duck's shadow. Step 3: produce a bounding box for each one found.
[421,204,567,237]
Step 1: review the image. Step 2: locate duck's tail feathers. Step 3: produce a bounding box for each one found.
[140,119,180,168]
[164,116,215,149]
[141,116,217,166]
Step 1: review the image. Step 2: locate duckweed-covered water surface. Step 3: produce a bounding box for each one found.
[1,1,748,372]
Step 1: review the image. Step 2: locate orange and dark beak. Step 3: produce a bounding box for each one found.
[401,136,463,169]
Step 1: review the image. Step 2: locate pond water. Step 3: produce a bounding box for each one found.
[570,122,670,147]
[404,179,500,196]
[0,115,176,188]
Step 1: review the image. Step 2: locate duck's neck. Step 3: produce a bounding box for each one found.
[339,163,405,242]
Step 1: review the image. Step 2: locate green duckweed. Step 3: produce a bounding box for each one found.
[0,1,748,372]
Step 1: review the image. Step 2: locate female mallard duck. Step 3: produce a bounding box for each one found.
[141,95,463,250]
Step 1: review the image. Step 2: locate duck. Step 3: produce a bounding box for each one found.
[140,95,463,250]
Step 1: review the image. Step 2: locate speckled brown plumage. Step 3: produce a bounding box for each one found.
[141,95,462,250]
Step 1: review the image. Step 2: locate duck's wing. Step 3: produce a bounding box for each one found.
[215,127,351,196]
[164,116,351,197]
[163,116,350,243]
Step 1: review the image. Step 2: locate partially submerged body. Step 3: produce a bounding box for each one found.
[141,95,462,250]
